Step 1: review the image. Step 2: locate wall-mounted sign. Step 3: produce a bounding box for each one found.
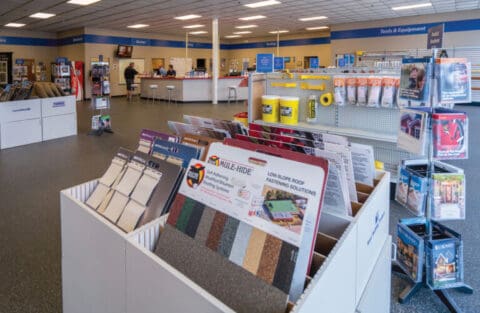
[256,53,274,73]
[274,57,284,70]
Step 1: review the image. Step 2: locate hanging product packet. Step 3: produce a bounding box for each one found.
[346,77,357,105]
[333,76,347,106]
[356,76,368,106]
[381,76,397,108]
[367,76,382,107]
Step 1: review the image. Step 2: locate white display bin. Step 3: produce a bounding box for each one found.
[42,113,77,141]
[0,118,42,149]
[0,96,77,149]
[0,98,41,123]
[60,171,391,313]
[61,180,127,313]
[41,95,76,117]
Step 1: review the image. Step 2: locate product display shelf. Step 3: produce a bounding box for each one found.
[60,170,391,313]
[0,95,77,149]
[247,73,414,178]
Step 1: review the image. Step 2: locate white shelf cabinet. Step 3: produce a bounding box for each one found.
[0,95,77,149]
[60,171,391,313]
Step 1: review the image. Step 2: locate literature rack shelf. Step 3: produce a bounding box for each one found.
[392,53,473,313]
[60,170,391,313]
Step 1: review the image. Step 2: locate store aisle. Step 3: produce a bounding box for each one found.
[0,97,478,313]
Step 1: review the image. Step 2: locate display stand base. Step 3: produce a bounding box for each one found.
[392,264,473,313]
[88,127,113,136]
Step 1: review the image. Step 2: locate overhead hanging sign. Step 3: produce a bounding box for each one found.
[256,53,274,73]
[427,24,444,49]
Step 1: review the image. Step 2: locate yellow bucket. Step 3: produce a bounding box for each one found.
[262,95,280,123]
[280,96,299,125]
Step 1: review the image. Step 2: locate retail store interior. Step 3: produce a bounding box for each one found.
[1,1,480,313]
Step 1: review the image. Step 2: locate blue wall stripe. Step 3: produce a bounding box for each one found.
[0,36,56,46]
[331,18,480,40]
[1,17,479,48]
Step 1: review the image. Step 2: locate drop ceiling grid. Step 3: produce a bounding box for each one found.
[0,0,479,38]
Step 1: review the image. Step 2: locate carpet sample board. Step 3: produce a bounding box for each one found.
[99,159,125,187]
[116,200,145,232]
[114,166,143,196]
[136,160,183,227]
[155,224,288,313]
[102,191,129,223]
[97,189,115,214]
[130,170,161,206]
[86,183,110,210]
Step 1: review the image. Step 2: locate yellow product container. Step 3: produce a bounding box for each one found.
[262,95,280,123]
[233,112,248,127]
[279,96,299,125]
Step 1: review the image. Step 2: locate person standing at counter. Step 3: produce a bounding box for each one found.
[157,66,166,77]
[124,62,139,101]
[166,64,176,78]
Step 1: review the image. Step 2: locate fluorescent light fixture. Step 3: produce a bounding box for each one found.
[245,0,281,8]
[269,30,289,34]
[29,12,55,19]
[174,14,201,20]
[392,3,432,10]
[183,24,204,29]
[239,15,266,21]
[225,35,241,38]
[5,23,25,27]
[299,16,327,22]
[127,24,149,28]
[233,31,252,34]
[189,31,207,35]
[306,26,329,30]
[67,0,101,5]
[235,24,258,29]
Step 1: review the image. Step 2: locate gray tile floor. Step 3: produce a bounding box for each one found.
[0,97,477,313]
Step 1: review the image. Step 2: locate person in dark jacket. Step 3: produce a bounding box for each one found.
[124,62,138,100]
[166,64,176,78]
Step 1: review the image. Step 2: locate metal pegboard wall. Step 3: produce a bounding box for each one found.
[264,73,336,126]
[337,106,400,137]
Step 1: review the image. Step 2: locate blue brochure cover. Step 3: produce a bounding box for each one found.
[151,139,200,168]
[396,219,425,283]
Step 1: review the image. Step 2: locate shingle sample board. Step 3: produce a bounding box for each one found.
[155,224,288,313]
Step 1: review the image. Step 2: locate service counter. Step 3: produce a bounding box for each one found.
[140,77,248,102]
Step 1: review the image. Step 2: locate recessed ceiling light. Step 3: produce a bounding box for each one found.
[235,24,258,29]
[189,31,207,35]
[392,3,432,10]
[30,12,55,19]
[183,24,204,29]
[269,30,289,34]
[127,24,149,28]
[225,35,241,38]
[299,16,327,22]
[5,23,26,28]
[239,15,266,21]
[306,26,329,30]
[245,0,281,8]
[67,0,101,5]
[233,31,252,34]
[174,14,201,20]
